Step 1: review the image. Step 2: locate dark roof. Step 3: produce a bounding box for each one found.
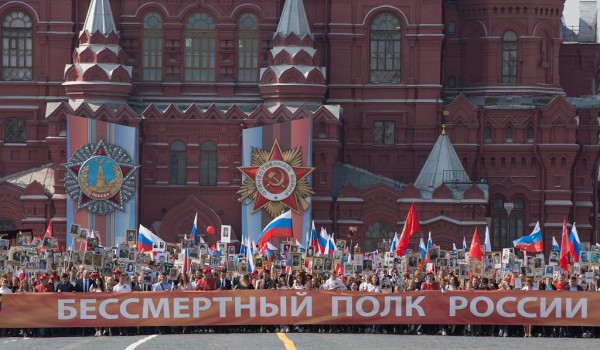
[331,162,403,198]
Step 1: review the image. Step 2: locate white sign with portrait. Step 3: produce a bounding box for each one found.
[221,225,231,243]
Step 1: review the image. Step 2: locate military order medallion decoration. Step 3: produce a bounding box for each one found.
[238,140,315,217]
[63,139,139,215]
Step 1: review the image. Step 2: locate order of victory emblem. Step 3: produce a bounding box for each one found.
[63,139,139,215]
[237,140,315,217]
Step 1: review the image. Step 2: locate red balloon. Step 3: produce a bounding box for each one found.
[206,226,215,235]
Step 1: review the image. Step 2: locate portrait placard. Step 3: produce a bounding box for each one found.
[363,259,373,272]
[78,227,89,240]
[333,250,342,262]
[459,263,469,277]
[469,258,483,276]
[70,224,80,236]
[221,225,231,243]
[407,253,420,269]
[343,262,353,276]
[548,251,559,266]
[501,248,513,264]
[168,267,179,280]
[270,249,280,261]
[83,251,94,266]
[126,229,137,245]
[92,253,103,267]
[332,239,344,252]
[324,257,333,272]
[290,252,302,270]
[238,261,248,274]
[227,245,236,256]
[306,246,316,259]
[580,251,590,264]
[118,243,129,259]
[254,257,264,270]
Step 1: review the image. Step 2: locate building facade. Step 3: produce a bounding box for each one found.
[0,0,598,253]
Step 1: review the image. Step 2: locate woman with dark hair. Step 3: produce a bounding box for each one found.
[292,271,308,289]
[234,274,253,290]
[521,277,534,337]
[92,277,106,336]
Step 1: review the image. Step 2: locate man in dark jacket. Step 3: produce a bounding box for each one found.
[56,273,75,292]
[75,269,96,293]
[215,270,232,290]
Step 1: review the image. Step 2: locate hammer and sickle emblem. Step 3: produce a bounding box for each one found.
[265,169,286,188]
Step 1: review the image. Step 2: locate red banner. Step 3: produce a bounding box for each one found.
[0,290,598,328]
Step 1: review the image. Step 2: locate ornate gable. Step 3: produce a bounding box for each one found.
[432,183,453,199]
[399,183,422,199]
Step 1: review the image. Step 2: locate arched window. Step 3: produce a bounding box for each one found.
[142,12,163,81]
[2,10,32,80]
[492,198,524,249]
[484,126,492,142]
[526,126,534,142]
[169,140,187,185]
[237,13,259,82]
[369,13,401,83]
[200,141,217,186]
[506,126,513,142]
[0,218,17,231]
[363,221,395,253]
[447,76,456,88]
[502,30,518,83]
[185,12,216,81]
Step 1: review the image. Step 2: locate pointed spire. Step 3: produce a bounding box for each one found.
[81,0,118,36]
[414,132,470,190]
[63,0,131,102]
[276,0,312,38]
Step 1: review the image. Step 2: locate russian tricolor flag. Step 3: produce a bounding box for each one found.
[190,213,198,245]
[390,233,399,252]
[512,221,543,253]
[257,210,293,247]
[552,236,560,252]
[569,223,582,262]
[137,224,164,252]
[319,227,335,254]
[246,238,255,273]
[424,232,433,263]
[309,221,319,250]
[419,237,427,260]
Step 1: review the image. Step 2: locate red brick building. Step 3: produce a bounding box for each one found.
[0,0,598,252]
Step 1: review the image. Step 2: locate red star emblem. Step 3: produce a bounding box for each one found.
[239,140,314,213]
[70,143,132,206]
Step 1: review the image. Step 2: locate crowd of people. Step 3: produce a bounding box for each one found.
[1,261,599,338]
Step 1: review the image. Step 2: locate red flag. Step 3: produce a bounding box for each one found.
[335,262,343,276]
[559,218,570,273]
[395,203,421,256]
[258,242,268,256]
[468,227,483,261]
[44,219,53,237]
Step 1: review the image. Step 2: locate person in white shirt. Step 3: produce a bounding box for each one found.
[152,273,171,291]
[323,273,347,291]
[365,274,382,293]
[359,274,369,291]
[0,278,12,294]
[292,271,309,289]
[113,273,132,292]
